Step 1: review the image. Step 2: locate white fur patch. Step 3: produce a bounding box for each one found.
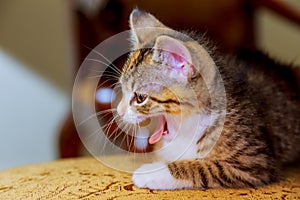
[132,162,193,190]
[157,113,217,161]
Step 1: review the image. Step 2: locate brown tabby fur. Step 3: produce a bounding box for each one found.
[119,9,300,188]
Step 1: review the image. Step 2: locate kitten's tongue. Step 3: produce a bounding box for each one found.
[149,116,167,144]
[148,129,164,144]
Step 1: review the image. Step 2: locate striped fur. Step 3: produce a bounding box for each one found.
[118,9,300,190]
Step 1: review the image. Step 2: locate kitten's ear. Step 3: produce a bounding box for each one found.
[153,35,195,82]
[129,9,165,45]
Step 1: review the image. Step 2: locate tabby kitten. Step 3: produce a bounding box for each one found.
[116,9,300,190]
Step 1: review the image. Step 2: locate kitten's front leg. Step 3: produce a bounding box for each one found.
[133,159,275,190]
[132,162,193,190]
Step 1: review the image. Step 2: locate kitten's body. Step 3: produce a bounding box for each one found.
[117,9,300,189]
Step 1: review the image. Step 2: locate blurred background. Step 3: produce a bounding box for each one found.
[0,0,300,170]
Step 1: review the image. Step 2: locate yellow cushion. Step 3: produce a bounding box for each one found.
[0,157,299,199]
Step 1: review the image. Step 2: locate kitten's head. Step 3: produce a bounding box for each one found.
[117,9,217,124]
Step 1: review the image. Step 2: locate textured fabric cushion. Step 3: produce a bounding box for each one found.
[0,156,299,199]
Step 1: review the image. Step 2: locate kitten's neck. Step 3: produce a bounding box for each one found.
[157,111,217,161]
[165,110,213,136]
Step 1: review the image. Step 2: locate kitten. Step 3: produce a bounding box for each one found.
[116,9,300,190]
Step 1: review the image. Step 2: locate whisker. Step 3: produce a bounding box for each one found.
[98,69,120,80]
[126,125,133,151]
[85,56,122,76]
[96,79,117,89]
[129,124,138,152]
[99,116,117,130]
[88,68,119,74]
[119,123,131,151]
[111,127,124,144]
[102,114,118,134]
[88,73,120,80]
[101,115,121,151]
[85,57,110,67]
[133,124,138,152]
[82,43,123,75]
[78,108,117,126]
[96,80,121,90]
[97,108,117,117]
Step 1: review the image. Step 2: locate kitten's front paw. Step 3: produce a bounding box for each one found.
[132,162,192,190]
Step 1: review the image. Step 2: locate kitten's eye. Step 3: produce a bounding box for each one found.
[133,92,148,105]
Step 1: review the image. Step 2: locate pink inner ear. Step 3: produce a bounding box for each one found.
[162,51,190,77]
[154,36,194,79]
[169,52,186,68]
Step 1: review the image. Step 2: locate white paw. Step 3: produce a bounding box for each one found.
[132,162,193,190]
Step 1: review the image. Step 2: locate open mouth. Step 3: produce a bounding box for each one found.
[148,116,169,144]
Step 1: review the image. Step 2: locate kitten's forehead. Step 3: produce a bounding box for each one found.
[121,49,159,79]
[121,67,165,92]
[120,50,167,94]
[122,48,152,74]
